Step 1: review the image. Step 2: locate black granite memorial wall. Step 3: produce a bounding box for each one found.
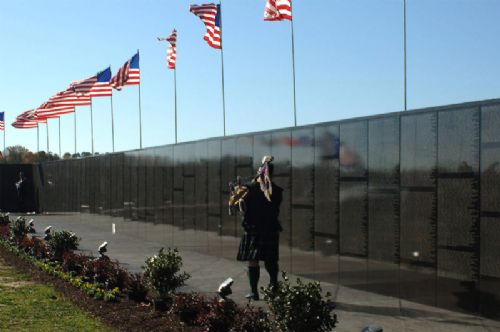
[24,98,500,319]
[0,164,39,212]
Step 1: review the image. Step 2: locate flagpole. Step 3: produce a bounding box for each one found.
[403,0,407,111]
[137,49,143,149]
[3,118,5,154]
[110,93,115,152]
[174,68,178,144]
[90,100,94,154]
[58,117,61,157]
[37,124,39,153]
[219,1,227,136]
[74,110,77,155]
[46,121,49,153]
[290,3,297,126]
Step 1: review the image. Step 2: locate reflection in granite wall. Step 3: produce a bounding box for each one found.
[290,128,314,275]
[313,125,339,257]
[480,104,500,319]
[29,99,500,320]
[436,108,480,310]
[221,138,237,238]
[339,121,368,258]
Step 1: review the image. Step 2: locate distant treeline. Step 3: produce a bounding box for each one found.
[0,145,98,164]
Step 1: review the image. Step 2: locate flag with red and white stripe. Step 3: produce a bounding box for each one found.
[158,29,177,69]
[34,102,74,121]
[12,110,45,129]
[110,52,140,91]
[264,0,292,21]
[0,112,4,131]
[71,67,112,97]
[190,4,221,49]
[48,88,91,107]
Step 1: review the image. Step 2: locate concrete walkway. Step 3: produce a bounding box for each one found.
[23,213,500,332]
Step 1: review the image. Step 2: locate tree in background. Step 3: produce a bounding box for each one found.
[34,151,60,163]
[1,146,63,164]
[22,151,36,164]
[0,146,103,163]
[5,145,30,163]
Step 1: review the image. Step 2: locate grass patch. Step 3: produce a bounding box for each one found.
[0,258,114,332]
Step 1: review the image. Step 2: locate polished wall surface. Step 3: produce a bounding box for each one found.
[35,99,500,319]
[0,164,39,212]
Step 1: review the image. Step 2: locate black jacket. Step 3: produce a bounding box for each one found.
[242,181,283,233]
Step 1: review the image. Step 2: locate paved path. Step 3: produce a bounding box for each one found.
[23,213,500,332]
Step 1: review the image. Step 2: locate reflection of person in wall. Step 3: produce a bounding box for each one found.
[15,171,27,212]
[235,156,283,301]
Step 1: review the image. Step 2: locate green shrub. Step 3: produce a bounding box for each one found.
[46,230,80,260]
[81,258,130,291]
[143,248,190,301]
[10,216,27,242]
[0,212,10,226]
[262,272,338,332]
[61,252,89,275]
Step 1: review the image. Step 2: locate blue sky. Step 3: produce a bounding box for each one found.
[1,0,499,154]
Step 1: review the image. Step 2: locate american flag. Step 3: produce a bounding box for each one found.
[71,67,112,97]
[12,110,44,129]
[110,52,140,91]
[0,112,4,131]
[158,29,177,69]
[264,0,292,21]
[48,88,91,107]
[190,4,221,49]
[34,102,74,121]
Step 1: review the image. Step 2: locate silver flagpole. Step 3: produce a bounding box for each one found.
[58,117,61,157]
[137,49,143,149]
[290,2,297,126]
[74,110,77,155]
[404,0,407,111]
[37,124,39,153]
[46,121,49,153]
[219,1,227,136]
[174,67,178,143]
[90,100,94,154]
[110,93,115,152]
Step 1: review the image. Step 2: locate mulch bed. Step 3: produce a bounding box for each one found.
[0,245,203,332]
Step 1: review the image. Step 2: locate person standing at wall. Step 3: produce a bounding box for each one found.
[235,156,283,301]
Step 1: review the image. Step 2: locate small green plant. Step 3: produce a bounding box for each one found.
[262,272,338,332]
[46,230,80,260]
[10,216,27,243]
[0,212,10,225]
[143,248,190,301]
